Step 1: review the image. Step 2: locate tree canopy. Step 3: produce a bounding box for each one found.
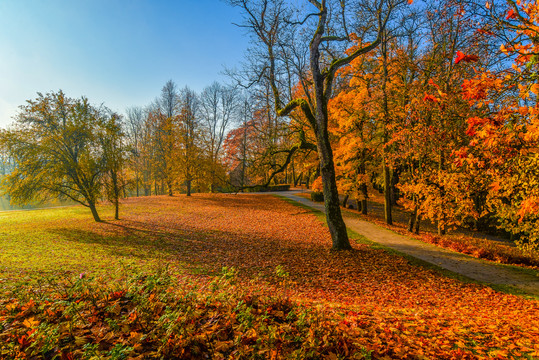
[0,91,123,222]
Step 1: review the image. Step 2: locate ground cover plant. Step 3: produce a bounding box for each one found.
[1,195,539,359]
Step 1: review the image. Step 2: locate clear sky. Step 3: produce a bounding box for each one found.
[0,0,249,128]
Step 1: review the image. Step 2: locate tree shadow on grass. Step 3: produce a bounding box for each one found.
[44,218,458,307]
[42,194,484,308]
[45,219,334,278]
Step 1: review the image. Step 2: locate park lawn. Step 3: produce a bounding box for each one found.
[1,194,539,359]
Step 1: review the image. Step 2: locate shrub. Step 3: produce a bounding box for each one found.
[311,176,323,192]
[245,184,291,192]
[311,191,324,202]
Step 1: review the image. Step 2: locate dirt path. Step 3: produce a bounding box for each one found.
[276,191,539,296]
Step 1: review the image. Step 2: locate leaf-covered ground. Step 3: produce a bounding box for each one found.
[298,190,539,269]
[1,194,539,359]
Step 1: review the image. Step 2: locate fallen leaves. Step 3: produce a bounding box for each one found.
[1,195,538,359]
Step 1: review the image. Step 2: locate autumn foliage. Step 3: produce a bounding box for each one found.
[4,1,539,357]
[284,0,538,254]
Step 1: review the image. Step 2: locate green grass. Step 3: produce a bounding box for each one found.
[0,204,178,288]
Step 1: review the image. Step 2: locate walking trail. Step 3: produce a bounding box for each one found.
[276,191,539,297]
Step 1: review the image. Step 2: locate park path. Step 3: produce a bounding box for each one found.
[275,191,539,296]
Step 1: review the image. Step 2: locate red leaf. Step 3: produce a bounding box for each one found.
[506,9,517,20]
[423,94,439,103]
[455,51,465,64]
[455,51,479,64]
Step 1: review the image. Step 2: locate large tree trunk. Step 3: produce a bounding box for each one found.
[316,125,351,250]
[89,202,101,222]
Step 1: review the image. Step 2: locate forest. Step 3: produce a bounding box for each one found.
[1,0,539,358]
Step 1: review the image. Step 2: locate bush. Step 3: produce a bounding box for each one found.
[245,184,291,192]
[311,191,324,202]
[311,176,323,192]
[267,184,290,191]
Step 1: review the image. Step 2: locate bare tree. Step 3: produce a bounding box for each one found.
[230,0,405,250]
[200,82,238,192]
[126,106,145,196]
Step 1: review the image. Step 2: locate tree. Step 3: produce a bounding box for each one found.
[200,82,238,192]
[328,48,378,215]
[230,0,406,250]
[100,112,127,220]
[155,80,181,196]
[0,91,121,222]
[125,106,145,197]
[459,0,539,249]
[178,87,201,196]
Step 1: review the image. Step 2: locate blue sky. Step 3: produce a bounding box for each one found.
[0,0,249,128]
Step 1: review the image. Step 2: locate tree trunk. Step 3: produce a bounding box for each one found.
[135,171,139,197]
[408,205,417,233]
[167,179,173,196]
[359,160,368,215]
[112,171,120,220]
[114,198,119,220]
[381,32,392,226]
[342,194,349,208]
[361,198,368,215]
[415,215,421,234]
[383,164,393,225]
[316,127,351,250]
[89,202,101,222]
[438,220,446,235]
[186,180,192,197]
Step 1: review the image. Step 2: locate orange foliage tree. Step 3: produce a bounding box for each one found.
[461,0,539,250]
